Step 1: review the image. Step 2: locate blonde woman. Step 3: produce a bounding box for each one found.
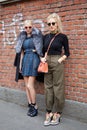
[14,20,43,117]
[41,13,70,126]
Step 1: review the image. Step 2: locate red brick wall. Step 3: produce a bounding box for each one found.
[0,0,87,103]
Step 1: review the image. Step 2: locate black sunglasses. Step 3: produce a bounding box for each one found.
[25,26,32,29]
[47,22,56,26]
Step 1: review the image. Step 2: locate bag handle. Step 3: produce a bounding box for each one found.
[45,33,59,58]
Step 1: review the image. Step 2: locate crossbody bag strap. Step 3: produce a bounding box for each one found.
[45,33,59,58]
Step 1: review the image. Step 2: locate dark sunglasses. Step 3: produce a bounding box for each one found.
[25,26,32,29]
[47,22,56,26]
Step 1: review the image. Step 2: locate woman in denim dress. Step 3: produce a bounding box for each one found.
[15,20,43,117]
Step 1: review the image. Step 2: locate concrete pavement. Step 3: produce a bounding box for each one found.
[0,99,87,130]
[0,87,87,123]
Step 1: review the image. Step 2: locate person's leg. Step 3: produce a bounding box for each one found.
[27,76,36,104]
[44,72,54,112]
[24,77,32,105]
[24,77,33,116]
[51,62,64,125]
[27,76,38,117]
[44,71,54,126]
[53,62,65,113]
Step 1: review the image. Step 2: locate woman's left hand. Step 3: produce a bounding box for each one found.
[40,57,46,63]
[58,58,63,63]
[58,55,67,63]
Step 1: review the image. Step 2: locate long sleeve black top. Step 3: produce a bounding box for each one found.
[43,33,70,57]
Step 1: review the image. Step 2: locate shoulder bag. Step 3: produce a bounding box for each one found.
[38,33,58,73]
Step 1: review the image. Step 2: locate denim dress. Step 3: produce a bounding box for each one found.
[22,37,40,76]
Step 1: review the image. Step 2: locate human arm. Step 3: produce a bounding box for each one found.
[19,50,24,72]
[58,55,67,63]
[58,34,70,63]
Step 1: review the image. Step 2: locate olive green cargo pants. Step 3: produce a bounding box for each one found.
[44,55,65,113]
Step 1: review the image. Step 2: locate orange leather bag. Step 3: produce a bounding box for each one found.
[38,62,48,73]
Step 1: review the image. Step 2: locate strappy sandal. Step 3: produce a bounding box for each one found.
[51,113,61,125]
[44,112,53,126]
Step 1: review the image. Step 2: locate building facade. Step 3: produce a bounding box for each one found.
[0,0,87,105]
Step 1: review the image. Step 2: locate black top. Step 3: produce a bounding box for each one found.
[43,33,70,57]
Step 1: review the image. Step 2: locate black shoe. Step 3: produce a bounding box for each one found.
[28,103,31,108]
[27,104,33,116]
[27,105,38,117]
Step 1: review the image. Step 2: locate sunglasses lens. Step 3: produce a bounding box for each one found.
[25,27,27,29]
[47,22,56,26]
[48,23,51,26]
[52,22,55,25]
[29,26,32,29]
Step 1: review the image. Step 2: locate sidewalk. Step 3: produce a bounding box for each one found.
[0,99,87,130]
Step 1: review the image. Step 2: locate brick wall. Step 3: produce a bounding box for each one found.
[0,0,87,103]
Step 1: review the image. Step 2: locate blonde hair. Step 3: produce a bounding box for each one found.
[24,20,32,27]
[47,13,63,33]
